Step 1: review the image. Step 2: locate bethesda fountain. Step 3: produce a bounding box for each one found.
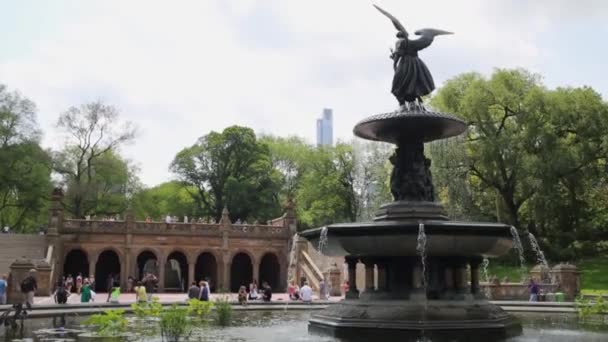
[300,5,522,341]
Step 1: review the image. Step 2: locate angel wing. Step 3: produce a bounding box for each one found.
[373,4,408,35]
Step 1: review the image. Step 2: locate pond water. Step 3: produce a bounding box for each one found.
[4,311,608,342]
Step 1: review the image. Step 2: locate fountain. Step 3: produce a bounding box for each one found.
[298,4,522,341]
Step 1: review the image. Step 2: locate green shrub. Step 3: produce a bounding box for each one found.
[576,295,608,325]
[131,296,163,318]
[214,297,233,327]
[187,298,214,321]
[83,309,128,336]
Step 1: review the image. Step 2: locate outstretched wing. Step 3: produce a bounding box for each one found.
[373,4,408,35]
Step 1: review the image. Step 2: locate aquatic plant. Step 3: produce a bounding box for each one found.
[131,296,163,318]
[187,298,214,321]
[83,309,128,336]
[576,295,608,325]
[160,305,192,342]
[214,297,233,327]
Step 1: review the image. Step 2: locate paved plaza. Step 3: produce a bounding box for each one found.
[33,292,344,305]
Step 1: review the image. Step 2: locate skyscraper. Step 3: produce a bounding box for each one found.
[316,108,333,146]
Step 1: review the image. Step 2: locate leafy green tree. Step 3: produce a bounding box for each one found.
[431,69,608,259]
[0,84,52,232]
[295,143,358,229]
[131,181,200,221]
[171,126,281,222]
[53,102,138,218]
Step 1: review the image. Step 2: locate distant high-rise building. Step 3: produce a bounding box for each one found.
[316,108,333,146]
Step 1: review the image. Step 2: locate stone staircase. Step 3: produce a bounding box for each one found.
[0,234,48,275]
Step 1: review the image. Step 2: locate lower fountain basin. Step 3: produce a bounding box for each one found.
[309,299,522,341]
[300,220,513,257]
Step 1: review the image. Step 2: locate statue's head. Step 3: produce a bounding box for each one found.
[396,31,407,39]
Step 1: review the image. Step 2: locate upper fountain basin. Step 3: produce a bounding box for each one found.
[353,108,467,143]
[300,220,513,258]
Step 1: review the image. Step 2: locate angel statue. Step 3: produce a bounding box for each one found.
[374,4,452,106]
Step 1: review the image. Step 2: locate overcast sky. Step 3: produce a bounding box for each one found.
[1,0,607,186]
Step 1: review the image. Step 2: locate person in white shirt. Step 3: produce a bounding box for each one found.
[165,215,171,224]
[300,282,313,303]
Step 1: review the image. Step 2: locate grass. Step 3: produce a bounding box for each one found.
[484,256,608,294]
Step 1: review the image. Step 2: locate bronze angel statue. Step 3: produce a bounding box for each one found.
[374,4,452,106]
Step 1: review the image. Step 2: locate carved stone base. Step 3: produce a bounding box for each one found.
[374,201,448,221]
[308,299,522,342]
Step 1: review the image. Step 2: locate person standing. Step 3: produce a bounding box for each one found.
[21,269,37,309]
[319,279,328,300]
[199,281,209,301]
[262,282,272,302]
[80,280,92,303]
[248,280,258,301]
[127,276,134,293]
[300,282,313,303]
[528,279,539,302]
[187,282,200,300]
[76,273,83,294]
[0,274,7,305]
[143,273,158,302]
[134,281,147,303]
[109,283,121,304]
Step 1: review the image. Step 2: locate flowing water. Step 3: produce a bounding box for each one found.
[416,223,428,292]
[286,233,299,287]
[318,227,328,254]
[510,226,528,280]
[482,257,492,299]
[528,232,551,282]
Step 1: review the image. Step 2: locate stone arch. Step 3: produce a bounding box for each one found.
[165,250,188,292]
[259,252,281,291]
[194,251,218,292]
[136,249,160,280]
[63,248,89,280]
[95,249,121,292]
[230,252,253,292]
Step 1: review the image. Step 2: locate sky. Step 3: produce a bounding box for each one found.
[1,0,608,186]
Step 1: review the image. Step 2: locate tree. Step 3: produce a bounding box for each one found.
[171,126,281,222]
[431,69,608,259]
[54,102,137,218]
[352,139,392,220]
[0,84,52,232]
[131,181,200,221]
[295,143,358,229]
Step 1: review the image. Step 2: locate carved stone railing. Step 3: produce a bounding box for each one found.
[62,219,126,233]
[61,219,287,238]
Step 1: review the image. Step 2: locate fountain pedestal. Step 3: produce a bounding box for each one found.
[300,107,522,341]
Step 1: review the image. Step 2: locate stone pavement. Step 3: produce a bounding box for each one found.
[33,292,344,305]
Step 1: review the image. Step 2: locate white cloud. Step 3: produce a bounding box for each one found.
[1,0,607,186]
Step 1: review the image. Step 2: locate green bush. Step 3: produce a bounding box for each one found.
[131,296,163,318]
[187,298,214,321]
[160,305,192,342]
[214,297,233,327]
[576,295,608,325]
[83,309,128,336]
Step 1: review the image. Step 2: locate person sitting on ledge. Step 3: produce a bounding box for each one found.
[187,281,200,300]
[300,282,313,303]
[238,286,248,306]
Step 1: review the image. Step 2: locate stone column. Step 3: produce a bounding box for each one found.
[158,260,166,292]
[345,256,359,299]
[252,258,260,283]
[362,258,375,291]
[187,262,194,286]
[223,261,231,292]
[89,259,96,279]
[470,258,481,295]
[376,261,388,291]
